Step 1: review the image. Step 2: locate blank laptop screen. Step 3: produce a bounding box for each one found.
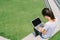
[32,18,41,27]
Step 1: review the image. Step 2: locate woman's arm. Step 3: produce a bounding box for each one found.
[42,29,46,35]
[38,27,47,35]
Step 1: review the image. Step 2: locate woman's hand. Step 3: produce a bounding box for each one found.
[37,27,47,35]
[37,27,43,32]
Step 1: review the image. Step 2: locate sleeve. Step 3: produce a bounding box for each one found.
[43,23,49,31]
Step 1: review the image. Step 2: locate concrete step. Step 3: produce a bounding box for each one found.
[22,25,60,40]
[0,36,10,40]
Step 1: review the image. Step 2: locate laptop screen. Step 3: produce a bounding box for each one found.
[32,18,41,27]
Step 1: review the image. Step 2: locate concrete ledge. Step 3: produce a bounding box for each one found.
[22,25,60,40]
[22,33,48,40]
[0,36,10,40]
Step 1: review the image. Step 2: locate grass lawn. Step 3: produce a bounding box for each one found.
[49,31,60,40]
[0,0,60,40]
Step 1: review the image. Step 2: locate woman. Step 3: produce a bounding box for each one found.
[38,8,58,39]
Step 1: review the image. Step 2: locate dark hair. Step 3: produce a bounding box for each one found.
[42,8,55,20]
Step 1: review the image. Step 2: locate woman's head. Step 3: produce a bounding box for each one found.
[42,8,55,20]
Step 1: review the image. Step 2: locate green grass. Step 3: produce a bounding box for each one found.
[0,0,45,40]
[0,0,60,40]
[49,31,60,40]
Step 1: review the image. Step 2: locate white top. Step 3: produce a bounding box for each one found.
[42,18,58,38]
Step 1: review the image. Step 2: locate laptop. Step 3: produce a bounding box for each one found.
[32,18,44,36]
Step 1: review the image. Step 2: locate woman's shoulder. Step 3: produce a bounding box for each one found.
[45,18,58,26]
[45,22,51,26]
